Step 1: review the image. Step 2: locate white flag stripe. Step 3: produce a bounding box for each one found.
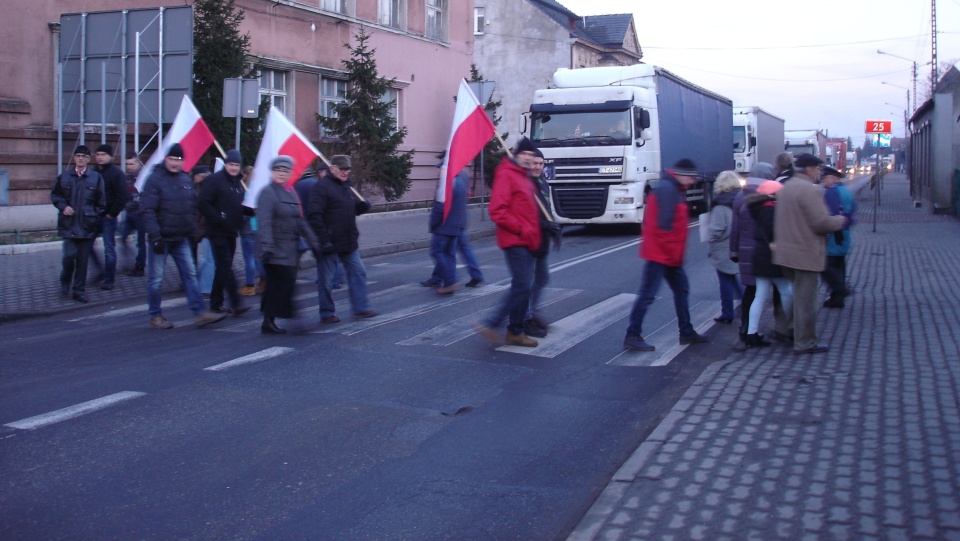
[608,300,724,367]
[203,347,295,371]
[498,293,637,358]
[397,287,582,347]
[135,95,208,192]
[245,106,324,208]
[4,391,146,430]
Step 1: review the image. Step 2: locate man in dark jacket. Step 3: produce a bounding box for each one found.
[198,149,250,315]
[622,158,709,351]
[427,166,469,295]
[306,155,377,323]
[51,145,106,303]
[141,144,227,329]
[91,144,128,290]
[524,148,560,338]
[122,154,146,276]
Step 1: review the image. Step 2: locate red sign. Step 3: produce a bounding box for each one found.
[865,120,892,134]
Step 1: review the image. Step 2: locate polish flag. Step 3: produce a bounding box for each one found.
[244,106,326,208]
[437,80,496,221]
[135,95,216,191]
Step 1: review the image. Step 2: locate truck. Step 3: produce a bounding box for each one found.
[844,150,858,176]
[733,106,785,175]
[784,129,828,162]
[524,64,734,224]
[825,138,847,171]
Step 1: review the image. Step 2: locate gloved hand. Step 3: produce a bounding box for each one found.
[320,242,335,254]
[261,252,273,265]
[544,221,562,235]
[730,255,739,263]
[151,240,166,255]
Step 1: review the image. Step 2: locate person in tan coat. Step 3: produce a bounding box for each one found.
[772,153,847,354]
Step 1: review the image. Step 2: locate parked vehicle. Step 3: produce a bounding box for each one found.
[733,106,784,176]
[524,64,734,224]
[784,129,828,161]
[845,150,858,176]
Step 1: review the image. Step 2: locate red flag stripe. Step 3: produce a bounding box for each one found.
[179,119,216,172]
[443,105,495,220]
[278,135,319,188]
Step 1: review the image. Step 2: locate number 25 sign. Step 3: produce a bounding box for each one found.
[865,120,892,134]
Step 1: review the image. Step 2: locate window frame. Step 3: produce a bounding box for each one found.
[259,69,288,113]
[474,7,485,35]
[425,0,447,42]
[318,76,348,138]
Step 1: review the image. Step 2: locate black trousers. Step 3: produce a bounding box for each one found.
[61,238,95,294]
[821,255,847,299]
[208,235,241,310]
[261,264,297,319]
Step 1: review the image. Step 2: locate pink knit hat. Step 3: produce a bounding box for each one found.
[757,180,782,196]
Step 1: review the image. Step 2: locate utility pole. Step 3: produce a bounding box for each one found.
[931,0,938,91]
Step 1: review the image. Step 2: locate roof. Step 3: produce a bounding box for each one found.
[575,14,634,48]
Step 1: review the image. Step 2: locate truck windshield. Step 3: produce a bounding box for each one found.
[531,110,631,147]
[732,126,747,153]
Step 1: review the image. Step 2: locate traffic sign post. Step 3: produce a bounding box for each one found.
[865,120,892,232]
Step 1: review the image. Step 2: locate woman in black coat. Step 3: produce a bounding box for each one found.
[256,156,318,334]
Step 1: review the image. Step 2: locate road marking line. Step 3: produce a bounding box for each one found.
[4,391,147,430]
[498,293,636,358]
[203,346,295,371]
[68,298,188,322]
[398,288,582,346]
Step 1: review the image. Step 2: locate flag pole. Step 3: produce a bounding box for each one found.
[495,133,513,159]
[212,139,227,159]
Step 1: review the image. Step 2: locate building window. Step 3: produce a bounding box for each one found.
[319,77,347,137]
[379,0,406,30]
[474,7,485,35]
[259,69,287,112]
[426,0,447,41]
[321,0,354,17]
[380,88,399,131]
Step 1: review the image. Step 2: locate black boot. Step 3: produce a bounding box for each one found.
[744,333,771,348]
[261,317,287,334]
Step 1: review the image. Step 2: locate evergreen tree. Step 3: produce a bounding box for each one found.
[317,27,413,201]
[192,0,264,164]
[467,64,507,189]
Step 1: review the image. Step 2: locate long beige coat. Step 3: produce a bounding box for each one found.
[772,173,846,272]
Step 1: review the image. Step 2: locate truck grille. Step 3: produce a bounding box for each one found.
[551,185,609,219]
[546,157,624,181]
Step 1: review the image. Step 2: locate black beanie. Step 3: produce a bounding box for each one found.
[95,143,114,156]
[513,137,537,155]
[167,143,184,159]
[74,145,91,156]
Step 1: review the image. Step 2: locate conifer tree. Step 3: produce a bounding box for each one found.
[192,0,264,164]
[318,27,413,201]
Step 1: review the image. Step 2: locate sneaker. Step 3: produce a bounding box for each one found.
[474,324,504,345]
[195,310,228,327]
[623,335,655,351]
[436,282,462,295]
[210,306,233,315]
[420,279,441,288]
[320,315,341,324]
[505,331,538,347]
[353,310,379,319]
[744,333,771,348]
[464,278,483,288]
[523,319,548,338]
[713,317,733,324]
[72,293,89,304]
[679,333,709,345]
[150,315,174,329]
[240,285,256,296]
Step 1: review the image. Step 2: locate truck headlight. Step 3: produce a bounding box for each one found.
[613,197,634,205]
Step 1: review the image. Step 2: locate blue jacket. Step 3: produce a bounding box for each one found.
[825,183,855,256]
[429,170,468,236]
[141,164,199,243]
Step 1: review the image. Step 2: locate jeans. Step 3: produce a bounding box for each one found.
[122,213,146,270]
[429,233,458,287]
[457,230,483,281]
[483,247,534,335]
[241,234,264,286]
[625,261,694,338]
[527,253,549,320]
[208,235,241,310]
[749,277,793,334]
[101,216,118,284]
[196,238,215,295]
[147,239,206,317]
[716,270,743,320]
[318,249,370,317]
[61,238,95,294]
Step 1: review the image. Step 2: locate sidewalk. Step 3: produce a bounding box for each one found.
[570,174,960,540]
[0,206,496,321]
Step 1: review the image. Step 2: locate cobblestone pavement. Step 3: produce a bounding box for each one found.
[569,174,960,540]
[0,206,496,321]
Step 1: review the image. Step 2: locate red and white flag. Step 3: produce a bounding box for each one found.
[436,80,496,221]
[135,95,216,191]
[244,106,326,208]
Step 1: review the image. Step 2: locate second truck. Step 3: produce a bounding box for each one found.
[524,64,734,224]
[733,106,785,176]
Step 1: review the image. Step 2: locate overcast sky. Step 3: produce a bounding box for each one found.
[557,0,960,145]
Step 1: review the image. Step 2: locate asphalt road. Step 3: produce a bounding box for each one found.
[0,222,736,540]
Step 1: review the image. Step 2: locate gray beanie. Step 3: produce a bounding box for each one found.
[270,155,294,170]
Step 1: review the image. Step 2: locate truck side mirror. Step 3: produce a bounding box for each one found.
[635,109,651,132]
[749,135,757,148]
[520,113,528,135]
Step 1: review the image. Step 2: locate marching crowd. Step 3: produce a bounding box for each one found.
[51,139,854,352]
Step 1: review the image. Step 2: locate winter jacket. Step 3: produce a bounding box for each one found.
[488,157,540,252]
[746,192,783,278]
[825,183,855,256]
[199,169,246,237]
[429,170,468,236]
[124,172,142,214]
[640,174,689,266]
[141,164,199,243]
[531,174,553,258]
[729,182,761,285]
[95,162,128,218]
[772,172,846,272]
[256,182,317,267]
[306,173,371,253]
[51,167,106,239]
[706,189,739,275]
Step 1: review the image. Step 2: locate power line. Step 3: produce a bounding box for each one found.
[656,62,907,83]
[642,34,939,51]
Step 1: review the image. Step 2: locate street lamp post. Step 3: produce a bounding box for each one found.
[877,50,919,112]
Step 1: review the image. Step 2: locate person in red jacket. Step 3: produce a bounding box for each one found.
[623,158,709,351]
[475,138,542,347]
